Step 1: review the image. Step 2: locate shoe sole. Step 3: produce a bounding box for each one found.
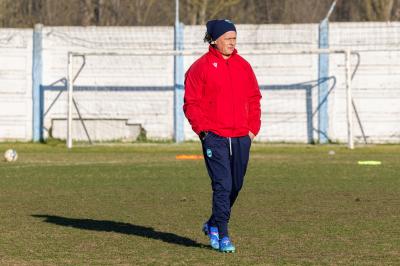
[220,249,235,253]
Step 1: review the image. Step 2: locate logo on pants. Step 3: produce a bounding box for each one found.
[206,148,212,158]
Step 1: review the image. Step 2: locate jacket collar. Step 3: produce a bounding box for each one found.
[208,45,237,60]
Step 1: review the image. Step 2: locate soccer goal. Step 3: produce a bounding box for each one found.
[65,48,356,149]
[238,48,357,148]
[64,51,178,148]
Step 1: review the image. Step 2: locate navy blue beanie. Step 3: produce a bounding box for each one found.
[206,19,236,41]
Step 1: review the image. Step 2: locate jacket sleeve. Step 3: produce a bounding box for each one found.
[247,65,262,136]
[183,61,207,135]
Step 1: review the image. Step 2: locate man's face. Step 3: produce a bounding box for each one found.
[214,31,237,58]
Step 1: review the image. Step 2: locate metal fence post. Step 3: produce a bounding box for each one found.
[174,22,185,143]
[32,24,43,142]
[318,19,329,143]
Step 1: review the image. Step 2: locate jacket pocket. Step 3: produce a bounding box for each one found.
[206,100,218,123]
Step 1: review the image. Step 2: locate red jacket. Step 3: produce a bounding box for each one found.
[183,46,262,138]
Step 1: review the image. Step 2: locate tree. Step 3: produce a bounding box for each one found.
[335,0,399,22]
[363,0,395,21]
[0,0,399,27]
[181,0,240,25]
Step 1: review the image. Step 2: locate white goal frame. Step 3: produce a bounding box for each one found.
[66,49,355,149]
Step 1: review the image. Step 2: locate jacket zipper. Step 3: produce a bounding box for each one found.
[227,59,234,156]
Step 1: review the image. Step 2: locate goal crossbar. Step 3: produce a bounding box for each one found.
[69,48,353,57]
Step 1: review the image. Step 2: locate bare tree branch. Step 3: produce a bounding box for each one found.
[0,0,399,27]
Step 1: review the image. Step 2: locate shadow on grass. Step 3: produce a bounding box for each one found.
[32,214,205,248]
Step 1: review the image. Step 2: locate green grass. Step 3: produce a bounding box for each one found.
[0,142,399,265]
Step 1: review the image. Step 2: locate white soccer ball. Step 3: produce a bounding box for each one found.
[4,149,18,162]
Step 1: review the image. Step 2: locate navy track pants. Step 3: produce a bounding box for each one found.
[201,132,251,238]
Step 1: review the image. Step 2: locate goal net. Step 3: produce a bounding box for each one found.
[238,49,356,147]
[64,52,176,147]
[63,48,355,149]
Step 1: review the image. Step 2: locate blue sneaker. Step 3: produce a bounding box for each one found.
[219,236,235,253]
[202,223,219,250]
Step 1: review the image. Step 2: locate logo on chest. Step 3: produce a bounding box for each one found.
[206,148,212,158]
[212,62,218,68]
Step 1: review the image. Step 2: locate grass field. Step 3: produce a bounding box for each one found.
[0,142,399,265]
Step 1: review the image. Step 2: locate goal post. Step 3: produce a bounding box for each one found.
[67,52,73,149]
[65,48,355,149]
[345,49,354,149]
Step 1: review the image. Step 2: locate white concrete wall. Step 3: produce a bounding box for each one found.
[0,29,33,140]
[0,23,399,143]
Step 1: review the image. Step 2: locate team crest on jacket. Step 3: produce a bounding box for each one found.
[212,62,218,68]
[206,148,212,158]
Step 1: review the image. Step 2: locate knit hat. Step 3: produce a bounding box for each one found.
[206,19,236,41]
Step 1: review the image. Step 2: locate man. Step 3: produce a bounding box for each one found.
[183,19,261,253]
